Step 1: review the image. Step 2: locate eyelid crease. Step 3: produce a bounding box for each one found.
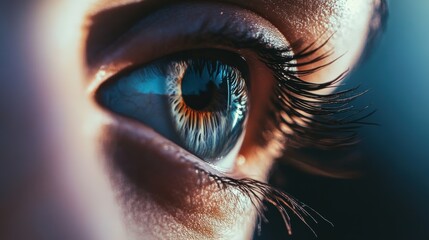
[87,2,290,69]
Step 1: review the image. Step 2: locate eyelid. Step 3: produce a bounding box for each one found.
[89,2,369,164]
[101,108,228,177]
[86,2,289,75]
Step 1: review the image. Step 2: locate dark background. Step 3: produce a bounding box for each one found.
[256,1,429,239]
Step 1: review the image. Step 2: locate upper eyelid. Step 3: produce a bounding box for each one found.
[85,0,379,66]
[87,0,378,51]
[84,3,291,97]
[85,1,156,66]
[85,2,290,73]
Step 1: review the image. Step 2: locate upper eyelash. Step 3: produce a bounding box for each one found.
[257,37,376,150]
[191,27,374,149]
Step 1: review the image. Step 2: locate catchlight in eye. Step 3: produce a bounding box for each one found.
[96,50,249,169]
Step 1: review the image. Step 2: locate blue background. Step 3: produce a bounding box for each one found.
[256,1,429,239]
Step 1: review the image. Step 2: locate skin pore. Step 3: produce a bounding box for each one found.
[0,0,381,239]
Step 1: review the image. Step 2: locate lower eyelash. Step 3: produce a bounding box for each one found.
[184,36,372,236]
[194,166,333,236]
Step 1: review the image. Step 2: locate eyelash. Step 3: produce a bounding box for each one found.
[189,35,373,235]
[194,165,333,237]
[94,15,372,235]
[241,36,374,150]
[187,28,373,149]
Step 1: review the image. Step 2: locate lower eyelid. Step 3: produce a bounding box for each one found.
[96,106,234,177]
[97,115,259,237]
[92,58,329,238]
[99,114,328,237]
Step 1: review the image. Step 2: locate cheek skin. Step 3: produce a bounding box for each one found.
[95,114,258,239]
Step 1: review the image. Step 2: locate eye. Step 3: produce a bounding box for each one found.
[96,50,249,169]
[86,1,373,237]
[88,2,291,174]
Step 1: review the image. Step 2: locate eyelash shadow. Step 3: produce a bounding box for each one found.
[195,166,333,237]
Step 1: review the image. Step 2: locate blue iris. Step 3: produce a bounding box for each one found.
[97,55,249,162]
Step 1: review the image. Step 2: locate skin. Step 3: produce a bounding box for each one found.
[0,0,379,239]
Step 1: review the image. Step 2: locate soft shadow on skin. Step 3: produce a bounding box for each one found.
[99,120,256,239]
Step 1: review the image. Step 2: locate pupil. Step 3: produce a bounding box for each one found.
[181,62,226,111]
[182,81,216,110]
